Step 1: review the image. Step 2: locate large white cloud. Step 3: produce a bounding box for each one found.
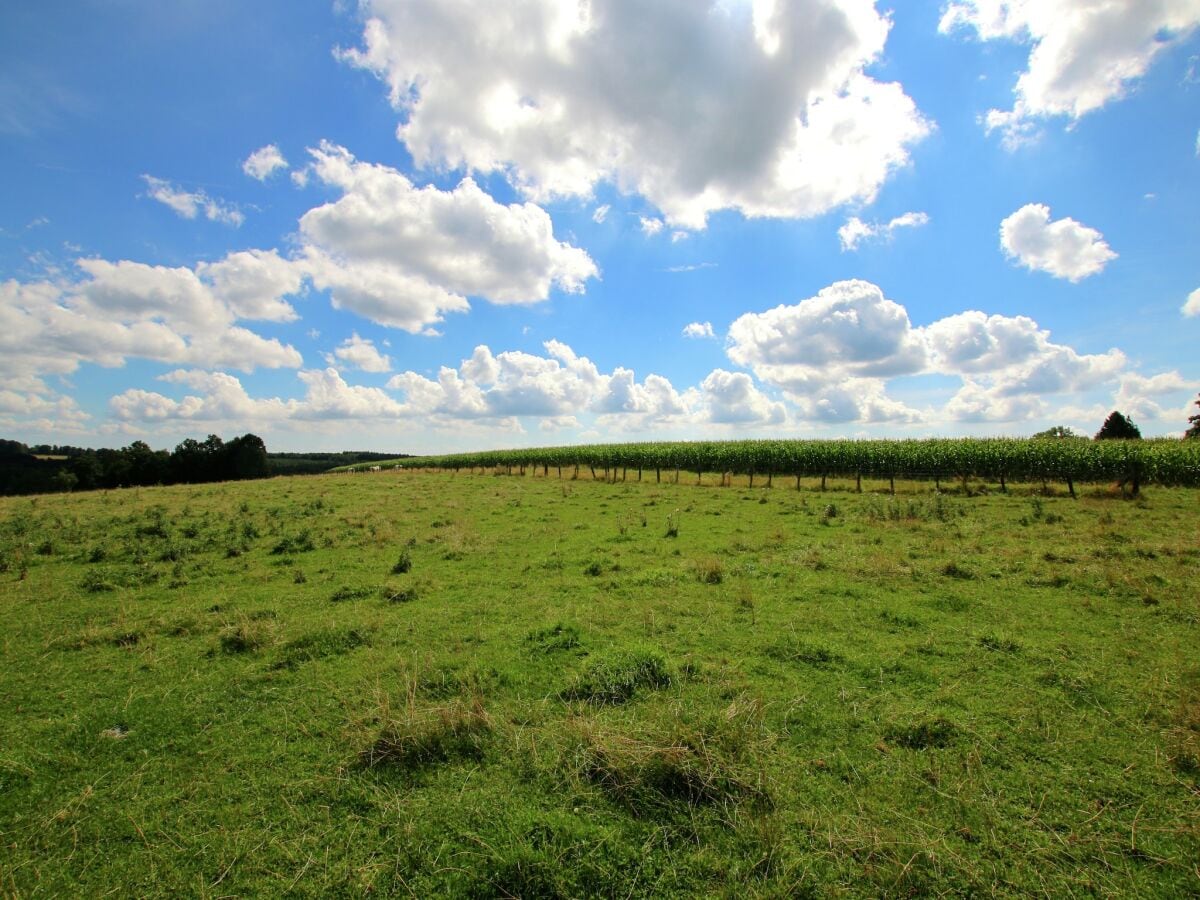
[924,310,1125,395]
[296,142,598,332]
[385,339,786,430]
[699,369,785,425]
[1112,370,1199,423]
[110,367,406,423]
[0,255,304,384]
[197,249,303,322]
[727,280,928,392]
[941,0,1200,147]
[340,0,931,228]
[999,203,1116,281]
[725,279,1131,425]
[0,377,90,434]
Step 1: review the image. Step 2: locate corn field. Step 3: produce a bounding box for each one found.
[357,438,1200,494]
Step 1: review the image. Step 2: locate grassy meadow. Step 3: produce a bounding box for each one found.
[1,470,1198,896]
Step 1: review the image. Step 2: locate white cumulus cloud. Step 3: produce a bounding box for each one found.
[940,0,1200,148]
[725,279,1133,426]
[296,142,598,332]
[328,333,392,373]
[242,144,289,180]
[1183,287,1200,317]
[340,0,931,229]
[1000,203,1116,281]
[0,256,304,385]
[682,321,716,339]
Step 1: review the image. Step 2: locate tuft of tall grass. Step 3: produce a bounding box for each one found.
[560,646,672,704]
[360,696,494,772]
[561,696,773,815]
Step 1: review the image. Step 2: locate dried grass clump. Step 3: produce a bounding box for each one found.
[562,696,773,815]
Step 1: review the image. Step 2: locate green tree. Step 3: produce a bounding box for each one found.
[1187,395,1200,439]
[1031,426,1083,440]
[1095,411,1141,440]
[225,434,269,479]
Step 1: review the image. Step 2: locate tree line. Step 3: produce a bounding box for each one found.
[0,435,407,496]
[0,434,269,495]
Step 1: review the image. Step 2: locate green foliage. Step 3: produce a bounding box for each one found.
[391,549,413,574]
[1187,394,1200,439]
[1095,410,1142,440]
[1031,425,1083,440]
[367,435,1200,490]
[271,530,315,555]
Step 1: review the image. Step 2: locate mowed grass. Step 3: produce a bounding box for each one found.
[0,470,1198,896]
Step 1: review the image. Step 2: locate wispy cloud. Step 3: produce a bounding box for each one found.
[664,262,717,273]
[142,175,244,227]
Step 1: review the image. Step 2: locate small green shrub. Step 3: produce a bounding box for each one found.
[391,549,413,574]
[80,570,116,593]
[271,531,315,555]
[664,511,680,538]
[383,582,420,603]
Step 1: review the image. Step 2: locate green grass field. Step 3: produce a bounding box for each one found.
[1,471,1198,896]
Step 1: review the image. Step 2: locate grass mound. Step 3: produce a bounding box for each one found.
[273,627,370,670]
[361,697,494,772]
[563,697,773,815]
[559,646,672,704]
[525,623,581,653]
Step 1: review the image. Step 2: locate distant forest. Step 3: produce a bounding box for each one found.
[0,436,405,497]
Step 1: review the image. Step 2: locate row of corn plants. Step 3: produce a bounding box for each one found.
[353,438,1200,493]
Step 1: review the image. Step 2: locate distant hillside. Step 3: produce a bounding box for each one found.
[266,451,410,476]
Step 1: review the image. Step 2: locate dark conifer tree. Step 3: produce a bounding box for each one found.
[1094,411,1141,440]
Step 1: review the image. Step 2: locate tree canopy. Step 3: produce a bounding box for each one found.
[1094,411,1141,440]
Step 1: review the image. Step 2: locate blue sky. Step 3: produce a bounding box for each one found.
[2,0,1198,452]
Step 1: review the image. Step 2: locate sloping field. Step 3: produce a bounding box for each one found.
[1,471,1198,896]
